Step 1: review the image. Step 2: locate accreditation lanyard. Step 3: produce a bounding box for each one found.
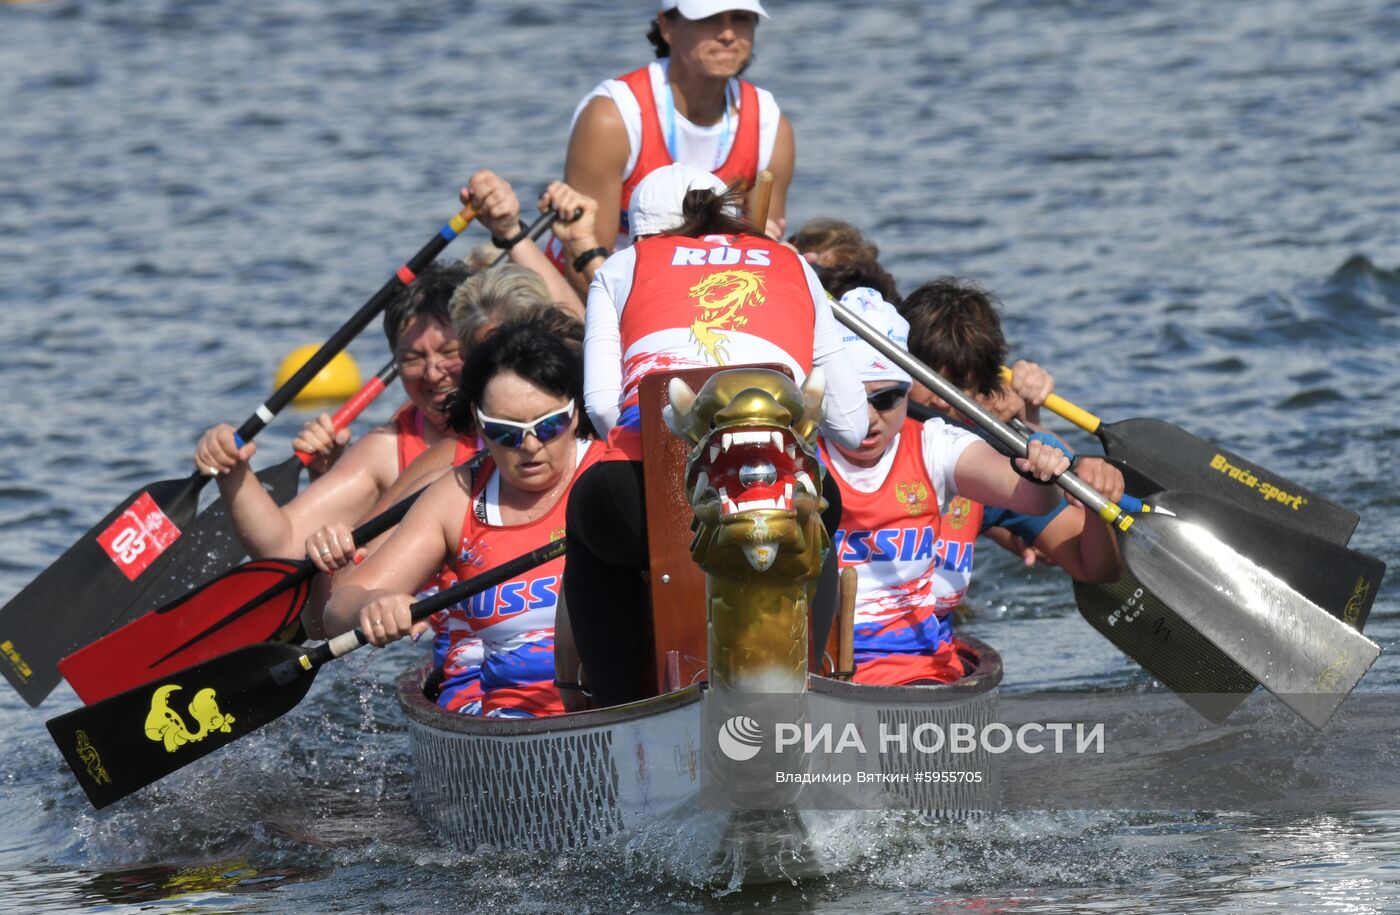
[661,78,734,172]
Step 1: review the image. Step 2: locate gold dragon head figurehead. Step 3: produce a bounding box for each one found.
[665,367,828,579]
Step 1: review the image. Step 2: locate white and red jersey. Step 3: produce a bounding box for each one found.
[584,233,869,460]
[569,59,781,251]
[436,439,601,717]
[824,417,981,655]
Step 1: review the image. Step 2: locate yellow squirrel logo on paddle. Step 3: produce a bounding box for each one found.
[689,270,766,363]
[144,684,236,753]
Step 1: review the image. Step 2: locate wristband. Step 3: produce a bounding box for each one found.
[490,219,530,251]
[571,246,609,273]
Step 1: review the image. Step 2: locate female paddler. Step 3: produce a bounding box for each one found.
[563,163,869,708]
[558,0,793,282]
[193,172,589,575]
[820,289,1114,686]
[323,311,600,717]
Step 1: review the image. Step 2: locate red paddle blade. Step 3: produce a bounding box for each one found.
[59,558,311,704]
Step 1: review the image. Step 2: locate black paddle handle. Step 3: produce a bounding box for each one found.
[233,203,478,445]
[829,299,1128,528]
[309,539,567,667]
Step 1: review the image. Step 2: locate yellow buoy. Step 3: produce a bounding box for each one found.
[275,345,363,406]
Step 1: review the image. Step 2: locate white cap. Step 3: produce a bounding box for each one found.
[660,0,769,19]
[628,163,729,238]
[838,287,912,386]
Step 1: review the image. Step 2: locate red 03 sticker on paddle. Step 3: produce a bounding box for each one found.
[97,493,182,580]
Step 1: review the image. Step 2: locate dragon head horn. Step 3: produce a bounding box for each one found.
[795,368,826,442]
[664,377,700,442]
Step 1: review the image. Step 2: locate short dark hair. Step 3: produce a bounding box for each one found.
[899,277,1005,397]
[448,309,594,439]
[812,258,901,306]
[383,260,473,352]
[668,186,758,238]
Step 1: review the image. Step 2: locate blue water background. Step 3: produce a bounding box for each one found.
[1,0,1398,911]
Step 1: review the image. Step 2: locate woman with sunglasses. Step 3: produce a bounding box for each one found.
[821,289,1074,687]
[323,311,599,717]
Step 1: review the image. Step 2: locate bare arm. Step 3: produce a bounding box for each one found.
[952,439,1069,518]
[321,468,469,643]
[562,96,630,252]
[1028,457,1124,582]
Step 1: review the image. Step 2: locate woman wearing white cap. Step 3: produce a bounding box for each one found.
[819,288,1084,686]
[560,162,865,708]
[557,0,791,281]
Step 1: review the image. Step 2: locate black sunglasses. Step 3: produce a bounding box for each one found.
[866,385,910,412]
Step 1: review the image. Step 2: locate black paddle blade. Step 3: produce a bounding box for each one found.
[0,475,202,707]
[109,457,306,628]
[47,641,315,809]
[58,558,311,704]
[1098,418,1359,545]
[1121,510,1378,729]
[1074,574,1257,724]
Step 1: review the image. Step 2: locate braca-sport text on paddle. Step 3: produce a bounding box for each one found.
[48,539,565,810]
[0,204,475,707]
[834,299,1380,730]
[1004,367,1360,545]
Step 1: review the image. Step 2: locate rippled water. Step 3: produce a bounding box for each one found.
[2,0,1398,912]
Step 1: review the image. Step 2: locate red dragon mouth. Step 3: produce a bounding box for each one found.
[691,426,820,517]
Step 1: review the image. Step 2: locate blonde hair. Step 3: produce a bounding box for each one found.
[449,264,553,347]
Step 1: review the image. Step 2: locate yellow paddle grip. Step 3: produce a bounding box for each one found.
[1000,365,1103,434]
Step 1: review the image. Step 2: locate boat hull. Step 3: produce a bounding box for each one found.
[396,637,1003,863]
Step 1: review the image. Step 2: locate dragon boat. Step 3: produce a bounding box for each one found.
[396,367,1002,880]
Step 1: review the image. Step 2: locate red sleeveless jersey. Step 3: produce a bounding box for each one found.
[392,403,429,472]
[604,233,815,461]
[391,403,480,472]
[616,66,762,218]
[439,440,602,716]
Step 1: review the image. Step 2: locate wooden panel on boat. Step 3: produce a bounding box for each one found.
[637,364,792,696]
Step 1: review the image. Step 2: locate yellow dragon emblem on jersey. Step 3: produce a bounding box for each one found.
[688,269,766,363]
[144,683,236,753]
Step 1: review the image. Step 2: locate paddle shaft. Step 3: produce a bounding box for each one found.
[312,539,566,667]
[749,170,774,233]
[295,359,400,467]
[233,204,476,446]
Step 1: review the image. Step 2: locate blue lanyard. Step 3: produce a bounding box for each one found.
[662,78,733,170]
